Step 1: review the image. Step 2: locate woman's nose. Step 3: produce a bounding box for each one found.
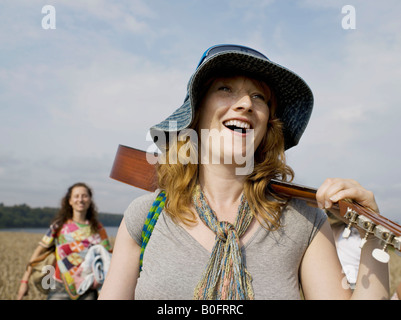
[232,95,253,112]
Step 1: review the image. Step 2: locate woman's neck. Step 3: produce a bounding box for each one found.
[72,211,87,224]
[198,164,246,221]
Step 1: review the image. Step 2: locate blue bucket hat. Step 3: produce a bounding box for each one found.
[150,44,314,150]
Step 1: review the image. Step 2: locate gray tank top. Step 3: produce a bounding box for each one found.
[124,190,326,300]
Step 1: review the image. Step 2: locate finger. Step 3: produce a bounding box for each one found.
[316,178,361,209]
[330,187,379,213]
[316,178,348,209]
[316,178,333,209]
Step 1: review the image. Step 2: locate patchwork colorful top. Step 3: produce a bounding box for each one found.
[39,220,112,299]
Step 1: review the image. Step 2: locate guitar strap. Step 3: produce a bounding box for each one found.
[140,190,166,271]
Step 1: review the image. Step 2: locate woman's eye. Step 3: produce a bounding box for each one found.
[252,93,266,101]
[218,86,231,92]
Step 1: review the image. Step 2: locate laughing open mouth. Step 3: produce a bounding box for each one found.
[223,120,251,134]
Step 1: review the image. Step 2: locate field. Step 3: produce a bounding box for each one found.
[0,231,400,300]
[0,232,116,300]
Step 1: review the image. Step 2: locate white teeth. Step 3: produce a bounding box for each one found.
[223,120,251,129]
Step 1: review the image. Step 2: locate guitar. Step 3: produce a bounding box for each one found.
[109,144,401,263]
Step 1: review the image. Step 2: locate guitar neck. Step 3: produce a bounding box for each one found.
[109,144,401,254]
[268,179,401,237]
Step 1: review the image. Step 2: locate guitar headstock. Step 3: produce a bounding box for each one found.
[338,200,401,263]
[268,179,401,263]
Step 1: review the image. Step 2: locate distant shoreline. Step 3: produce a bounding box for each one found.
[0,226,119,237]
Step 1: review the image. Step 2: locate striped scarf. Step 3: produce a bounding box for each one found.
[192,184,254,300]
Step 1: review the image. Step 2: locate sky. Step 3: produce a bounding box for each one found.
[1,1,401,224]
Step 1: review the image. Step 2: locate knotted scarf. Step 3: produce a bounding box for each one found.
[192,184,255,300]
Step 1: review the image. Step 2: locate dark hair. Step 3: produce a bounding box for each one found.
[52,182,100,235]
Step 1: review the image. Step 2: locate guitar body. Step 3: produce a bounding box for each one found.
[110,145,158,191]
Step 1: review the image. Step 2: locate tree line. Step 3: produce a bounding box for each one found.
[0,203,123,228]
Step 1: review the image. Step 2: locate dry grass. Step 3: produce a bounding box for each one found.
[0,231,400,300]
[0,232,46,300]
[0,232,115,300]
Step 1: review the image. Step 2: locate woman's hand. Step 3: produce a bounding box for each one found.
[316,178,389,299]
[316,178,379,213]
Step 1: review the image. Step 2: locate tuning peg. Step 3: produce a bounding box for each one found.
[372,225,394,263]
[359,236,369,249]
[359,235,368,249]
[342,208,358,239]
[372,247,390,263]
[356,215,375,248]
[342,226,351,239]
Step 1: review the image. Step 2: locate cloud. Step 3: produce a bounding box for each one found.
[1,1,400,223]
[57,0,156,35]
[0,151,145,213]
[272,1,401,223]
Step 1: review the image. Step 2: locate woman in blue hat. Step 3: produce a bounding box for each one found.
[100,45,389,300]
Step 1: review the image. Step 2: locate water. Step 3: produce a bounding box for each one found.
[0,226,119,237]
